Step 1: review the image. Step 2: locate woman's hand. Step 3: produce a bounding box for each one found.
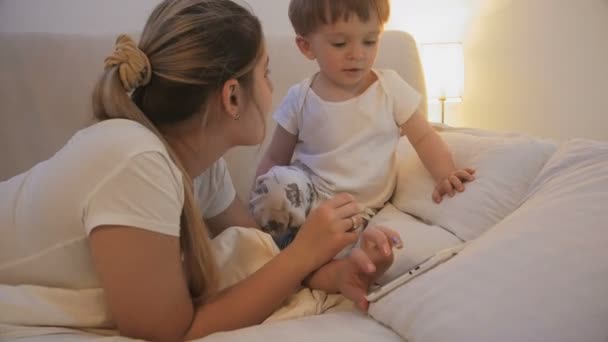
[336,226,403,311]
[287,193,364,272]
[432,168,476,203]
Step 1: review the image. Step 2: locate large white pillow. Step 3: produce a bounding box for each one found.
[368,203,462,285]
[392,131,556,240]
[370,139,608,342]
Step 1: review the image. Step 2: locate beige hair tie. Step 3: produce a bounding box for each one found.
[104,34,152,92]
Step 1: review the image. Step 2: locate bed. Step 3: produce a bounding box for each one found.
[1,30,607,342]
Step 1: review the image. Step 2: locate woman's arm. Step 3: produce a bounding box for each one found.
[255,125,297,179]
[89,194,363,341]
[89,226,194,342]
[185,194,363,338]
[90,225,310,342]
[183,243,309,339]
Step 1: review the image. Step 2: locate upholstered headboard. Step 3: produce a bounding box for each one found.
[0,30,427,199]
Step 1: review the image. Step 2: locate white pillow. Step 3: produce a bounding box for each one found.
[392,131,556,240]
[368,203,462,285]
[370,139,608,342]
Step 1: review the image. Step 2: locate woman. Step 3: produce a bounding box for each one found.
[0,0,400,341]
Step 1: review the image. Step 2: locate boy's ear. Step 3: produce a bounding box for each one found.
[295,35,315,60]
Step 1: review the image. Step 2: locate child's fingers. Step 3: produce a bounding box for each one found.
[457,169,476,182]
[349,248,376,274]
[372,226,403,249]
[440,179,455,197]
[449,175,464,192]
[357,298,370,312]
[434,168,476,203]
[432,187,443,203]
[361,227,391,256]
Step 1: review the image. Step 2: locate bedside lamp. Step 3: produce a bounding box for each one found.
[419,43,464,124]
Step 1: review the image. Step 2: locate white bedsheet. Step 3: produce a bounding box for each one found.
[2,311,403,342]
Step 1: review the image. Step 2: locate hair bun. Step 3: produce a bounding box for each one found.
[104,34,152,92]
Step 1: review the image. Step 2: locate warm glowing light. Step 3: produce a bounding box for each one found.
[385,0,474,43]
[419,43,464,100]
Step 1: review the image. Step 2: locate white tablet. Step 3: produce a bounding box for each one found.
[366,243,468,302]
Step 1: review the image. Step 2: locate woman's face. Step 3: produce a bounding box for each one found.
[241,46,273,145]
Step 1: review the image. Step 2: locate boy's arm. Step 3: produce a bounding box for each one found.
[255,125,298,178]
[206,197,260,236]
[400,110,455,181]
[400,109,475,203]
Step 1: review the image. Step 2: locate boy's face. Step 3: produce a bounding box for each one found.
[297,13,382,89]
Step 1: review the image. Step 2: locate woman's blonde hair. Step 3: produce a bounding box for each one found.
[93,0,263,303]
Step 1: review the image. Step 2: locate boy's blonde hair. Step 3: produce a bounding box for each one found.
[288,0,390,36]
[93,0,263,304]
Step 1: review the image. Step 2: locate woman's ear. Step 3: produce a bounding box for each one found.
[295,35,315,60]
[221,79,242,120]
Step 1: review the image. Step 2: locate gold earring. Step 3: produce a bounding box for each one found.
[234,112,240,120]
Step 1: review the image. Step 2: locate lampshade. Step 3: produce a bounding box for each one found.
[419,43,465,100]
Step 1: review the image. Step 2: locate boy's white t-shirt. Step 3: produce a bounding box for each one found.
[273,69,422,209]
[0,119,235,289]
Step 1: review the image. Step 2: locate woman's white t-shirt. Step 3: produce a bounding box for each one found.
[0,119,235,289]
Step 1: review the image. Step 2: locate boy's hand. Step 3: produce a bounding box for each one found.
[291,193,364,271]
[336,226,403,311]
[433,168,476,203]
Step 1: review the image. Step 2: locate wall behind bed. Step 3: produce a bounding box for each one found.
[0,0,292,35]
[1,0,607,141]
[459,0,608,141]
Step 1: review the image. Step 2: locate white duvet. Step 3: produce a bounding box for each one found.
[369,139,608,342]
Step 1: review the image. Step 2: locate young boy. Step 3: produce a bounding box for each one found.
[251,0,475,249]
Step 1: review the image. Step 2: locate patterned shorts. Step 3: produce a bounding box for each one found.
[249,163,327,249]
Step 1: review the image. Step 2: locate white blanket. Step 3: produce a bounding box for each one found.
[0,227,354,340]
